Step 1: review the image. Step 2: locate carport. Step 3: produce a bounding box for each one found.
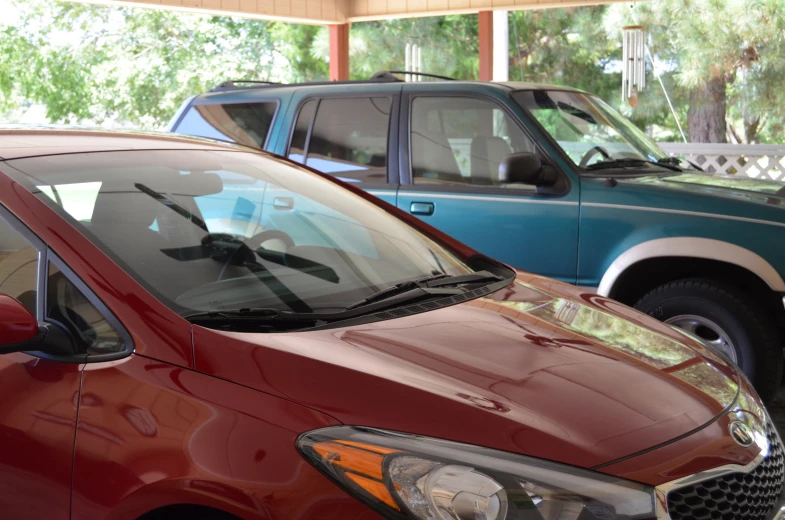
[70,0,628,81]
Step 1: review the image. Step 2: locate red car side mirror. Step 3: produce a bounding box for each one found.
[0,294,40,348]
[0,294,76,356]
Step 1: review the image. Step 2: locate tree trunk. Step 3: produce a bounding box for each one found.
[744,113,761,144]
[687,76,728,143]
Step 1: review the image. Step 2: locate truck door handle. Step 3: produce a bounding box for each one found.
[410,202,434,216]
[273,197,294,210]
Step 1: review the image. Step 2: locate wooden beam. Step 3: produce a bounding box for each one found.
[64,0,348,24]
[61,0,630,24]
[478,10,493,82]
[329,23,350,81]
[348,0,630,22]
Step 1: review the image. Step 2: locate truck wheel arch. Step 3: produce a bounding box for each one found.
[597,237,785,297]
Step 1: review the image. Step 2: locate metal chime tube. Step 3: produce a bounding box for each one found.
[638,29,645,91]
[405,43,411,82]
[409,43,420,81]
[622,25,646,101]
[622,29,629,99]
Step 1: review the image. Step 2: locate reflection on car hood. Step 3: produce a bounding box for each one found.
[194,272,740,470]
[635,172,785,206]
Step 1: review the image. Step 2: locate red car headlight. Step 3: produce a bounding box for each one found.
[297,426,656,520]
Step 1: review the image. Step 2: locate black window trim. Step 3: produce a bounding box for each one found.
[172,97,282,151]
[301,98,319,160]
[0,203,133,363]
[46,251,134,363]
[399,89,571,198]
[284,92,401,188]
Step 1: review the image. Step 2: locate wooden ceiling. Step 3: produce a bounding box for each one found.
[81,0,628,24]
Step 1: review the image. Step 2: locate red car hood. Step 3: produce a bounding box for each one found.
[193,272,740,470]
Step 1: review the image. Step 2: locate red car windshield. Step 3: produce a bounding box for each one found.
[4,149,472,316]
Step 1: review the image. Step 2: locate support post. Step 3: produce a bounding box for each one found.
[493,10,509,82]
[478,10,493,81]
[329,23,349,81]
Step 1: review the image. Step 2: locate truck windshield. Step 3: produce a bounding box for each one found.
[512,90,691,171]
[6,150,482,319]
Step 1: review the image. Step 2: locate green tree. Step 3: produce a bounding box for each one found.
[270,23,328,82]
[508,7,618,99]
[348,15,479,80]
[606,0,785,143]
[0,0,327,127]
[4,0,785,145]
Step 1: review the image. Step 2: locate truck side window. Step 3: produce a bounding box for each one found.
[410,97,537,188]
[289,97,391,184]
[175,102,278,149]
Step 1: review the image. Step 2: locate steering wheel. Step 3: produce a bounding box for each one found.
[217,229,296,281]
[241,229,296,252]
[579,146,612,168]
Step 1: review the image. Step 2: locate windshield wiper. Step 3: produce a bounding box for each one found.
[183,271,506,331]
[586,158,683,172]
[426,271,504,287]
[183,307,324,332]
[656,156,682,166]
[184,307,297,322]
[345,271,502,311]
[135,183,210,232]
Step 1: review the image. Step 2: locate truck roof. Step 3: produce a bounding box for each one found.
[192,72,585,103]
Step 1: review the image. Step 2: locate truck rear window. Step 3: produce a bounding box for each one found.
[174,102,278,149]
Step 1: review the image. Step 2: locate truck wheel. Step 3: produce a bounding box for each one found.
[634,278,783,402]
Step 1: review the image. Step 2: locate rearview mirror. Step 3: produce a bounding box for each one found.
[499,153,557,187]
[0,294,76,356]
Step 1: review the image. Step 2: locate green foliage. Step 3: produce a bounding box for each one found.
[270,23,328,82]
[509,7,618,98]
[606,0,785,142]
[349,15,479,80]
[1,0,785,142]
[0,0,326,127]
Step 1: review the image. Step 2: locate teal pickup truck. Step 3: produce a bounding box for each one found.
[169,72,785,400]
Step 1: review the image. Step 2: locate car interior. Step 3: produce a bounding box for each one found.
[16,157,452,316]
[410,97,536,187]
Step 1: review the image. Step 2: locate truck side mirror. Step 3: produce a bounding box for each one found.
[499,153,558,187]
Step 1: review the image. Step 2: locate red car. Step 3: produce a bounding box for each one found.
[0,129,781,520]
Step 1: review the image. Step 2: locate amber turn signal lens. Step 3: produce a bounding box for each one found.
[311,440,401,511]
[346,472,400,510]
[335,439,399,454]
[313,441,387,480]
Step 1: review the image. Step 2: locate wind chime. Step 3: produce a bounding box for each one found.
[622,25,646,107]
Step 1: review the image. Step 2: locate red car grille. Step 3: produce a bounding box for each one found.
[666,423,784,520]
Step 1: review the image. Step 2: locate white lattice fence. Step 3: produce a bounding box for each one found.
[660,143,785,180]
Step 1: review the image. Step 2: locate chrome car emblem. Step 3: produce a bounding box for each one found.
[729,421,755,448]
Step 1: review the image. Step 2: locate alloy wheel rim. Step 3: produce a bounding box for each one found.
[665,314,738,364]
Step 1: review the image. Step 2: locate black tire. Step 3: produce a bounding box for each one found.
[635,278,783,402]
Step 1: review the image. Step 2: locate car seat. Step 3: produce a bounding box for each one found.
[470,136,513,185]
[411,128,464,183]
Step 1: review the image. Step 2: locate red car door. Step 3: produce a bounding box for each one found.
[0,208,81,520]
